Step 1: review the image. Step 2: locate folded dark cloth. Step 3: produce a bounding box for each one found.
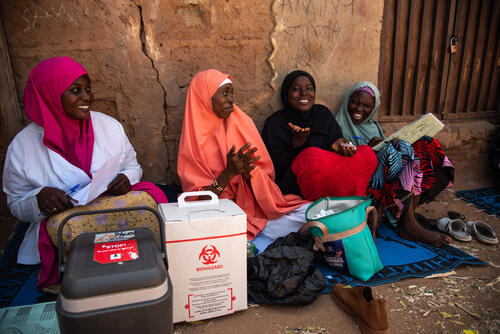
[247,231,326,305]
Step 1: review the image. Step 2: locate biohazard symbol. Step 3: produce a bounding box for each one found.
[198,245,220,265]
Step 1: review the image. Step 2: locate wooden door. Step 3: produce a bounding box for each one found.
[378,0,500,122]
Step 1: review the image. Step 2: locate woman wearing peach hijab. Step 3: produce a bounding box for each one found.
[177,69,309,244]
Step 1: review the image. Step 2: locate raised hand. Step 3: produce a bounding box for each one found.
[331,138,356,157]
[288,122,310,148]
[36,187,74,216]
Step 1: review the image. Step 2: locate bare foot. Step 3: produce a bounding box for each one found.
[368,204,383,242]
[399,212,451,247]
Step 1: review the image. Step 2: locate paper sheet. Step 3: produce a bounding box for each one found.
[70,154,121,205]
[87,154,121,203]
[372,113,444,151]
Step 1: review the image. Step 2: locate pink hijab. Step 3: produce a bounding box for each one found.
[31,58,169,290]
[178,69,307,240]
[23,57,94,177]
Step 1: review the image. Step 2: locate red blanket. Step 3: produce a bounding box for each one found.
[291,146,377,201]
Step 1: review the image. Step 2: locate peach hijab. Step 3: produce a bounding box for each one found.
[178,69,307,240]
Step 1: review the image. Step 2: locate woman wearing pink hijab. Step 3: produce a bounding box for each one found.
[3,57,166,289]
[177,69,310,248]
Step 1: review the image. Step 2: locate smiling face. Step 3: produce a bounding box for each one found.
[287,75,315,113]
[61,75,94,120]
[211,83,234,119]
[348,91,375,124]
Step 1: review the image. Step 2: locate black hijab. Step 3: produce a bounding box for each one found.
[278,70,342,141]
[280,70,316,106]
[279,70,317,128]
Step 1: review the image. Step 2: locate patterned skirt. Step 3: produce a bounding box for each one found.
[368,137,455,229]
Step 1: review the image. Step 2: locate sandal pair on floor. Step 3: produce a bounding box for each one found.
[436,217,498,244]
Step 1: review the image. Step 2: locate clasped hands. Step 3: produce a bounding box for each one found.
[36,173,130,216]
[226,143,261,180]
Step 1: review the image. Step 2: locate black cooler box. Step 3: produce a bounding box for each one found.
[56,206,173,334]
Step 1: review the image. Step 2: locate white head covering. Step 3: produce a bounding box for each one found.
[218,77,232,88]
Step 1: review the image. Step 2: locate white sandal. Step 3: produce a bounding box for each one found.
[466,221,498,245]
[436,218,472,242]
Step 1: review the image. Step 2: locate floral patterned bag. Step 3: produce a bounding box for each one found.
[46,191,160,258]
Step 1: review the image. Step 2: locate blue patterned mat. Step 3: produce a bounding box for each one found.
[1,217,487,307]
[455,187,500,217]
[0,222,55,308]
[319,223,486,289]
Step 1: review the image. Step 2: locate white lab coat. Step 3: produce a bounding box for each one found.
[3,111,142,264]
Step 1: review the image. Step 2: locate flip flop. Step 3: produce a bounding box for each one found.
[466,221,498,245]
[436,217,472,242]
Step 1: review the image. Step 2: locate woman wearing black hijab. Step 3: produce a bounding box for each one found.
[262,70,376,200]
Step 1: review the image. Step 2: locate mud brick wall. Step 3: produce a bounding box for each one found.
[0,0,383,185]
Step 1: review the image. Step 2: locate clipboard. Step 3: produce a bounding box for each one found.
[372,113,444,151]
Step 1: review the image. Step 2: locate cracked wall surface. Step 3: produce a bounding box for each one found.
[1,0,169,182]
[1,0,383,186]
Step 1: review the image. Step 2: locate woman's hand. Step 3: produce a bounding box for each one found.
[107,173,131,196]
[36,187,74,216]
[368,137,384,147]
[207,143,261,195]
[331,138,356,157]
[226,143,261,179]
[288,122,310,148]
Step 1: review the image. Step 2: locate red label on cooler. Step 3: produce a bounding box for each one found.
[93,239,139,264]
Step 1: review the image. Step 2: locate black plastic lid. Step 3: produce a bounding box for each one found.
[61,228,166,299]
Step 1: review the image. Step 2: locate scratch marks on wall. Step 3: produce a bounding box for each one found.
[269,0,354,90]
[20,1,85,32]
[20,7,39,32]
[176,3,205,27]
